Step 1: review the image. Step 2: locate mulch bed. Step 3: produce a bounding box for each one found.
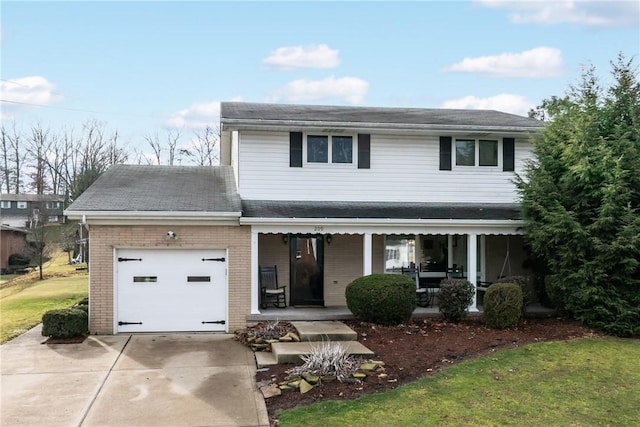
[254,317,602,426]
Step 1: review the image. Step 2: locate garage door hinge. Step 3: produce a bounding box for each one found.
[202,320,226,325]
[202,257,225,262]
[118,257,142,262]
[118,321,143,325]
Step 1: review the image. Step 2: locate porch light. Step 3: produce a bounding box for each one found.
[325,234,332,245]
[282,234,289,245]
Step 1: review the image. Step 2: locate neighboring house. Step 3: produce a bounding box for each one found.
[0,194,65,228]
[0,225,29,273]
[65,102,543,335]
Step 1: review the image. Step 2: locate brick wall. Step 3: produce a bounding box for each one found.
[88,224,250,334]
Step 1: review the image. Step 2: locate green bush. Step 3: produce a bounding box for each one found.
[8,253,30,266]
[484,283,523,329]
[495,275,535,313]
[42,308,88,338]
[345,274,416,325]
[438,279,474,322]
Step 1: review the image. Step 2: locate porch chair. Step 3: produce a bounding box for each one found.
[259,265,287,309]
[402,267,430,308]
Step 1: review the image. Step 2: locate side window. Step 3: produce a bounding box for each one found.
[0,201,10,209]
[17,201,27,209]
[479,140,498,166]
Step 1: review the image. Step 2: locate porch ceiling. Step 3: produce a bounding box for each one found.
[242,200,521,221]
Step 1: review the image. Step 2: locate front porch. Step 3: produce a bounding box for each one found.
[250,227,532,316]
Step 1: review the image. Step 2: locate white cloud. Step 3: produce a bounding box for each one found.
[476,0,639,27]
[444,47,564,78]
[270,76,369,104]
[166,97,242,129]
[262,44,340,69]
[0,76,61,106]
[441,93,535,116]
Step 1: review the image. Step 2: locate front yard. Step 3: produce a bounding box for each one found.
[277,337,640,426]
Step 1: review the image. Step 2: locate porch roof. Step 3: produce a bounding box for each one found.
[242,200,521,221]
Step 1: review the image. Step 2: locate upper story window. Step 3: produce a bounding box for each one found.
[290,132,370,169]
[46,201,61,209]
[0,201,10,209]
[17,201,27,209]
[307,135,353,164]
[455,139,498,167]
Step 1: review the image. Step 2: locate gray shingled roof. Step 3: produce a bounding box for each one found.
[66,165,241,213]
[242,200,521,221]
[221,102,543,131]
[1,194,64,202]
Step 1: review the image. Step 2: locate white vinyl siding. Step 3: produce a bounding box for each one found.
[238,131,531,204]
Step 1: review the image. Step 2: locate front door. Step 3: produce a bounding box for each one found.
[289,235,324,306]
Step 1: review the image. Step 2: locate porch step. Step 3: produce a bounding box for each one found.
[291,321,358,342]
[270,341,375,364]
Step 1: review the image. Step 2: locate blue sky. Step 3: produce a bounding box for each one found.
[1,0,638,152]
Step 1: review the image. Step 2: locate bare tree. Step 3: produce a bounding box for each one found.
[0,122,27,193]
[144,132,163,165]
[26,123,53,194]
[184,125,219,166]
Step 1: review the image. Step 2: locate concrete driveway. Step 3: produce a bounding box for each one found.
[1,326,269,427]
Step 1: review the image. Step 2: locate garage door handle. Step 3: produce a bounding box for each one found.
[202,257,225,262]
[202,320,226,325]
[118,321,143,325]
[118,257,142,262]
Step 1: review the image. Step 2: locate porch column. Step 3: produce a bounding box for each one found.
[250,231,260,314]
[467,233,478,312]
[363,233,372,276]
[447,235,454,269]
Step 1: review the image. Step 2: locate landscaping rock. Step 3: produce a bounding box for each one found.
[299,379,314,394]
[260,384,281,399]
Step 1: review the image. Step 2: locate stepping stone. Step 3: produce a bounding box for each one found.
[291,321,357,342]
[255,351,277,368]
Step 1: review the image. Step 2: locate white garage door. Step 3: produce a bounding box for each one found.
[116,249,227,333]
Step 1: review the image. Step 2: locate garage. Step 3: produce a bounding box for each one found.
[116,248,228,333]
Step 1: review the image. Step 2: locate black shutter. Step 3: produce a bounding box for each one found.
[503,137,515,171]
[290,132,302,167]
[358,134,370,169]
[439,136,452,170]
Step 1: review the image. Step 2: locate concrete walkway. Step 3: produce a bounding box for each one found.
[1,326,269,427]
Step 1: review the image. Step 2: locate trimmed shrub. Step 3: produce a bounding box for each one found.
[484,283,523,329]
[438,279,474,322]
[345,274,416,325]
[42,308,88,338]
[495,275,536,312]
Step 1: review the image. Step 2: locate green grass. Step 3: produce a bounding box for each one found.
[278,338,640,426]
[0,274,88,343]
[0,274,20,284]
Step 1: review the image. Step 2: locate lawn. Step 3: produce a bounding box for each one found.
[0,251,88,343]
[277,338,640,426]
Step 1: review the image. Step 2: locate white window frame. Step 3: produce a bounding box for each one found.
[48,215,59,223]
[0,201,10,209]
[47,201,61,209]
[17,201,27,209]
[303,133,356,167]
[454,138,501,169]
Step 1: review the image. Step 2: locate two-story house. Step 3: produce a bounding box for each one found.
[65,102,543,335]
[0,194,65,228]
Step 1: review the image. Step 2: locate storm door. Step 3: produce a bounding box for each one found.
[289,235,324,306]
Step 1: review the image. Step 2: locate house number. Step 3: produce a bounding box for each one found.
[314,226,324,232]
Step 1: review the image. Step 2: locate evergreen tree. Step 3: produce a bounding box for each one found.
[518,55,640,336]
